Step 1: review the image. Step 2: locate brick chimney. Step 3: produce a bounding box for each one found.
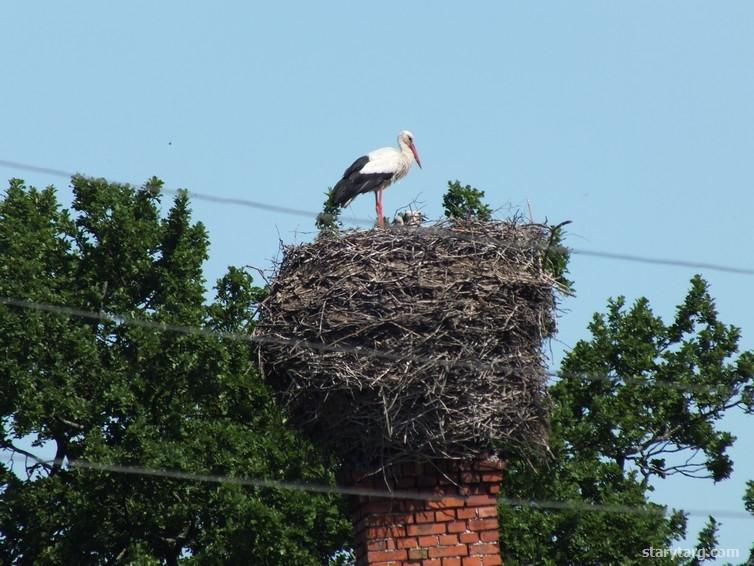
[348,457,504,566]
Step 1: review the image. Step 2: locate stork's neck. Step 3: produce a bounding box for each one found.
[398,139,415,163]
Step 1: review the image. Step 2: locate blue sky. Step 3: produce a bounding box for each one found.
[2,1,753,559]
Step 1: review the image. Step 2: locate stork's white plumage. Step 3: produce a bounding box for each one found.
[331,130,422,227]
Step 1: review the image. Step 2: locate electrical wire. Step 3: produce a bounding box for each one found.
[2,157,754,275]
[4,454,751,520]
[2,295,751,397]
[0,158,371,226]
[1,295,751,520]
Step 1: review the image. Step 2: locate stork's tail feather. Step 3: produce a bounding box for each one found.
[330,180,360,208]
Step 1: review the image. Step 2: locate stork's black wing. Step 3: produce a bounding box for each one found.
[331,155,393,207]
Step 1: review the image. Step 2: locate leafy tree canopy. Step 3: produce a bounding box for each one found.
[442,180,493,221]
[500,276,754,565]
[0,177,351,565]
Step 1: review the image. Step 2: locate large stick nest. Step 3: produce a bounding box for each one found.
[254,219,559,469]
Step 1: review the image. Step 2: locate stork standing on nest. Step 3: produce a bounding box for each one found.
[331,130,422,227]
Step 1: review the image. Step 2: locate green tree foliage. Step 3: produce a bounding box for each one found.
[543,221,573,292]
[691,517,719,566]
[500,276,754,565]
[744,481,754,564]
[442,180,493,221]
[316,188,342,232]
[0,177,351,564]
[441,180,573,291]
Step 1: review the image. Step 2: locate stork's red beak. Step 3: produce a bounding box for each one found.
[410,143,422,169]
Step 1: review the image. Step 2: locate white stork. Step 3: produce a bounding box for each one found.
[331,130,422,227]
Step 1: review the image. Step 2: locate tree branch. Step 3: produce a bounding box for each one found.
[0,439,53,475]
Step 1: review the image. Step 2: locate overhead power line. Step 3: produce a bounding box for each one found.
[68,458,442,501]
[0,158,368,226]
[570,248,754,276]
[1,157,754,275]
[1,295,751,397]
[0,296,477,369]
[5,454,751,520]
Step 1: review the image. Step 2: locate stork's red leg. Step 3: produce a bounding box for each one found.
[376,189,384,227]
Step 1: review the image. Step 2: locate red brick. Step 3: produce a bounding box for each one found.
[408,523,446,536]
[468,518,498,531]
[435,510,455,522]
[447,520,468,533]
[464,495,497,507]
[409,548,430,560]
[418,535,440,546]
[479,530,499,542]
[367,525,407,538]
[351,459,505,566]
[474,459,505,472]
[428,544,469,558]
[366,549,407,561]
[469,542,499,556]
[416,511,436,523]
[477,506,498,518]
[397,536,419,548]
[456,508,478,519]
[427,496,465,509]
[367,539,388,551]
[438,534,459,545]
[480,473,503,482]
[459,532,480,544]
